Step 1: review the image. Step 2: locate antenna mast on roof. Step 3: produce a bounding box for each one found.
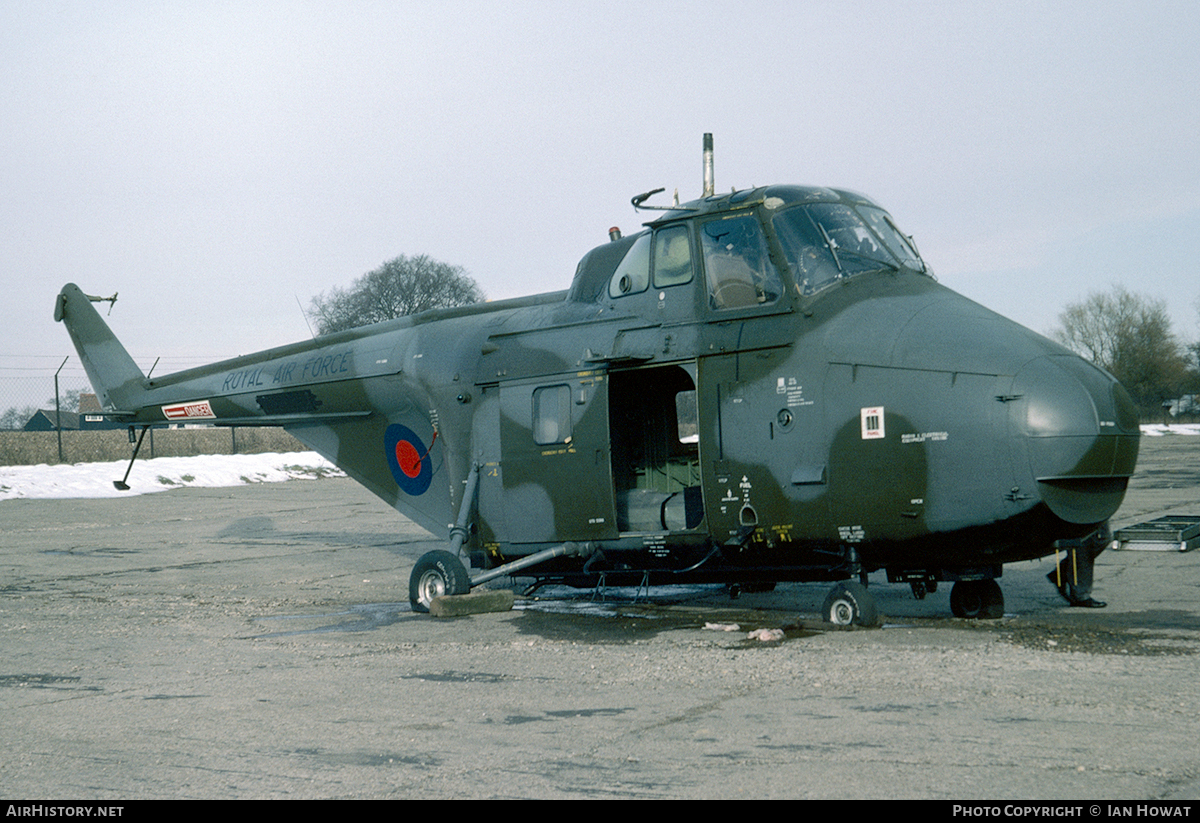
[702,133,714,198]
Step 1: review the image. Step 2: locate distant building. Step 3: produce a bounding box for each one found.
[23,410,79,431]
[76,393,125,429]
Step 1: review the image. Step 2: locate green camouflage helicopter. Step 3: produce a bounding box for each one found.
[56,135,1138,625]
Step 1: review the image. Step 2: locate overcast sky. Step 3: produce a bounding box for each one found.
[3,1,1198,406]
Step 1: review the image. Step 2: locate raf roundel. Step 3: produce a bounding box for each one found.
[384,423,433,496]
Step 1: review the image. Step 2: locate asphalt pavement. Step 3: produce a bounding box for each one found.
[1,438,1198,799]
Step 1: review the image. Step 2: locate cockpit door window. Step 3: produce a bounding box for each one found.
[653,224,694,288]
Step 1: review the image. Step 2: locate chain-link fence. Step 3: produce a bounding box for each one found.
[0,359,94,432]
[0,356,303,465]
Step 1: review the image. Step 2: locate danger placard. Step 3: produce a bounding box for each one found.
[162,400,216,420]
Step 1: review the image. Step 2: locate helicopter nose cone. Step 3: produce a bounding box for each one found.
[1010,355,1140,524]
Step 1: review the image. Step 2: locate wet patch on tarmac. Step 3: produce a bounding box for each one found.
[0,674,101,692]
[398,671,513,684]
[503,707,634,725]
[545,707,631,718]
[513,605,679,643]
[38,546,139,557]
[998,613,1200,656]
[754,741,886,755]
[853,702,936,713]
[511,590,1200,654]
[0,583,39,594]
[514,593,821,644]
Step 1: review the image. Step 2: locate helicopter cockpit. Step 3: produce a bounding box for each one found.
[570,185,930,312]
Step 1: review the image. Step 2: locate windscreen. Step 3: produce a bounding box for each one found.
[772,203,925,294]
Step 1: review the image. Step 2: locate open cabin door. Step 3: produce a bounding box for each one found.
[494,371,618,545]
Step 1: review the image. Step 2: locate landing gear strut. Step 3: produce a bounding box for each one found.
[409,463,479,613]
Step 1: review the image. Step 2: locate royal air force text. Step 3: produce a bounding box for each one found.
[221,350,352,392]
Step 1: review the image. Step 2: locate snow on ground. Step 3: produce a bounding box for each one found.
[1139,423,1200,437]
[1,424,1196,502]
[0,451,344,501]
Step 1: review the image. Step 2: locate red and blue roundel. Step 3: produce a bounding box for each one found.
[384,423,433,496]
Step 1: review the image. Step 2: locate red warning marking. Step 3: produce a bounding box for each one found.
[162,400,216,420]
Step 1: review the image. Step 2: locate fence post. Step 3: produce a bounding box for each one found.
[54,356,68,464]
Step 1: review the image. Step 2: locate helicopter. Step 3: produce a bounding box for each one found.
[55,135,1139,626]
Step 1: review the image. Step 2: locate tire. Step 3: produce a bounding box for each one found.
[949,579,1004,619]
[409,550,471,613]
[822,581,879,627]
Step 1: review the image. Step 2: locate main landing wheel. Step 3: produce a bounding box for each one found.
[409,550,471,613]
[822,581,880,627]
[949,579,1004,620]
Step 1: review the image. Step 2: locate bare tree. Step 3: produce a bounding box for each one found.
[1053,286,1191,410]
[308,254,484,335]
[0,405,39,430]
[49,388,82,413]
[1191,294,1200,375]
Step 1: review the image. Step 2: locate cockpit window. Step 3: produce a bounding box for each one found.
[653,224,693,287]
[699,215,782,310]
[608,233,651,298]
[772,203,919,295]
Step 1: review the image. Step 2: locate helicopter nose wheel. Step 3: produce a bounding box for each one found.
[821,581,880,627]
[949,579,1004,619]
[409,550,472,613]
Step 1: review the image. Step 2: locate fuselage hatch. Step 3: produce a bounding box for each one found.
[56,181,1139,623]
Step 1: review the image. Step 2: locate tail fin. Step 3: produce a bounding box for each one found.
[54,284,147,412]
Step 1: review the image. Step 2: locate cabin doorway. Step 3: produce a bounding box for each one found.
[608,363,704,533]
